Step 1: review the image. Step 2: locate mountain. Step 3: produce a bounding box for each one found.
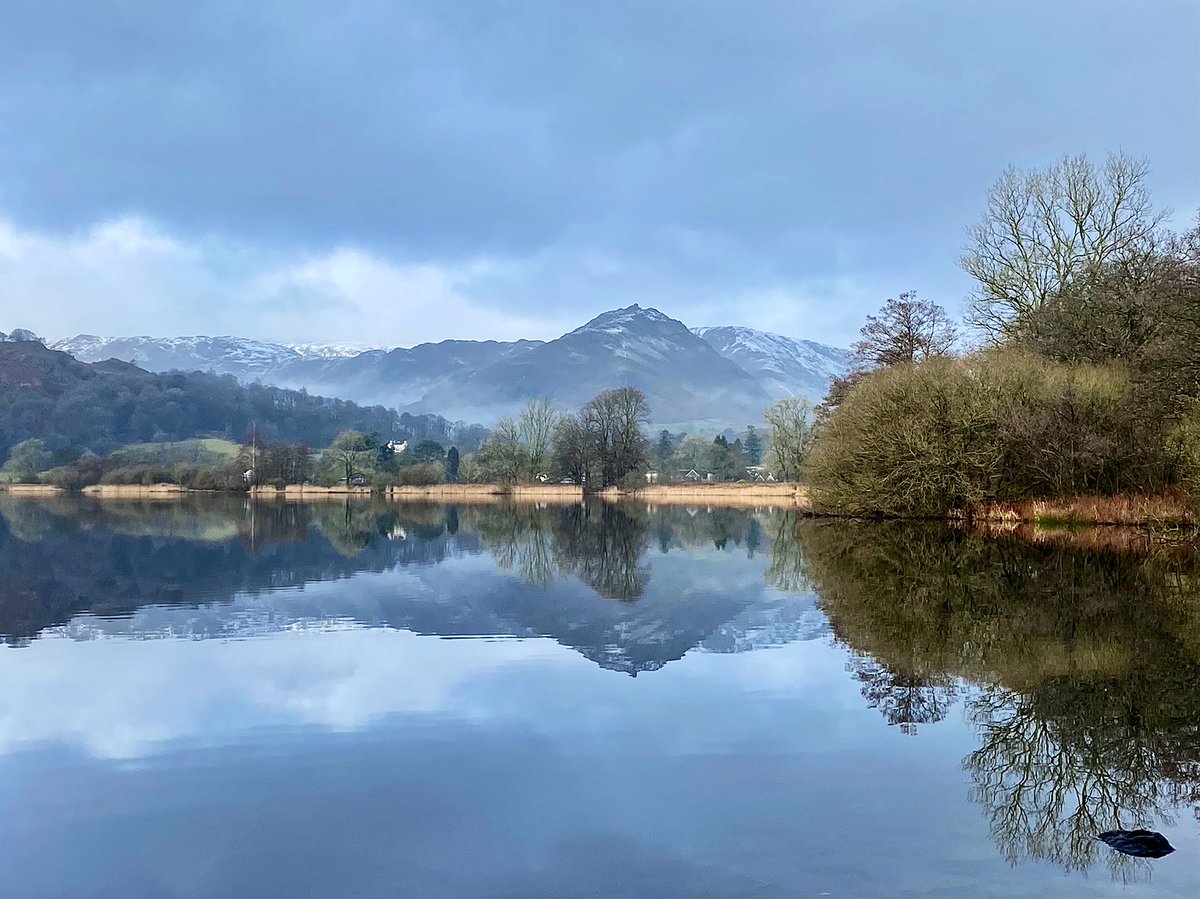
[49,334,364,382]
[52,307,849,428]
[415,306,772,427]
[693,326,852,402]
[0,339,470,457]
[273,339,546,411]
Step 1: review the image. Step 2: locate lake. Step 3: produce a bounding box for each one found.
[1,495,1198,898]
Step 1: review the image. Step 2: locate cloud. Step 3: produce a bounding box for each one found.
[0,621,858,760]
[0,212,947,346]
[0,216,574,345]
[0,1,1195,344]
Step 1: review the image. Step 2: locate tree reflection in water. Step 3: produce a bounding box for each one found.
[847,654,957,735]
[2,494,1198,877]
[295,500,1200,874]
[794,519,1200,877]
[551,503,649,601]
[476,501,658,600]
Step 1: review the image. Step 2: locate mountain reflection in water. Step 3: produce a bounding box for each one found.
[1,494,1198,887]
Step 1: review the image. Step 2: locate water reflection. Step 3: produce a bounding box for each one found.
[476,502,650,599]
[0,496,814,674]
[795,520,1200,876]
[845,653,958,735]
[1,495,1199,884]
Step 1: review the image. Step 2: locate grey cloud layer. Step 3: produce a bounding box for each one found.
[0,1,1196,343]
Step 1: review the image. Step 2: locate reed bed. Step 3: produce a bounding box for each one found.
[605,483,811,510]
[963,491,1195,529]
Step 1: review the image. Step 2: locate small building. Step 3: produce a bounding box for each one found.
[386,440,408,455]
[645,470,659,484]
[676,469,716,483]
[745,466,776,482]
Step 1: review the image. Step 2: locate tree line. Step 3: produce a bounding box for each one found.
[800,152,1200,519]
[468,388,812,488]
[474,387,652,489]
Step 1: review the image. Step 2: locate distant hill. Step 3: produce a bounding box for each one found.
[0,340,475,457]
[54,306,849,428]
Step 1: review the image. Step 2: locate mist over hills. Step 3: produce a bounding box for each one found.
[52,306,849,428]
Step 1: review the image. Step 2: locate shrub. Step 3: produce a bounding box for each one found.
[99,465,176,486]
[176,464,246,491]
[618,470,648,494]
[978,350,1144,497]
[41,455,108,489]
[393,462,445,486]
[806,358,991,516]
[806,351,1149,517]
[1167,401,1200,514]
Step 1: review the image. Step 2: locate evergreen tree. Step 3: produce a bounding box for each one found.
[744,426,763,465]
[655,430,674,469]
[446,446,460,483]
[710,435,733,481]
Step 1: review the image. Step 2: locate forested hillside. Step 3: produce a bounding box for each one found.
[0,340,475,457]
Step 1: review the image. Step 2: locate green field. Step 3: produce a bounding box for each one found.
[109,438,242,467]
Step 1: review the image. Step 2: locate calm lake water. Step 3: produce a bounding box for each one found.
[1,496,1198,897]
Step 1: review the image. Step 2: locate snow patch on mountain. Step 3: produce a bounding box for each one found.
[693,325,851,401]
[286,342,391,359]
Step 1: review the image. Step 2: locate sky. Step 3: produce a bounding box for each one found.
[0,1,1196,349]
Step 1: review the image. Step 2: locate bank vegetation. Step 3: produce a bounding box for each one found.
[803,153,1200,530]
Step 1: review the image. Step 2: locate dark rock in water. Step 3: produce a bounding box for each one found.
[1097,829,1175,858]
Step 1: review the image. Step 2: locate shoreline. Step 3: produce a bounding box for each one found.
[600,483,810,510]
[1,482,1193,531]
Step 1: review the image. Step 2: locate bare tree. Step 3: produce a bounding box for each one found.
[579,387,651,486]
[518,397,560,480]
[325,430,370,484]
[763,396,814,481]
[851,291,958,368]
[552,414,592,484]
[476,417,525,483]
[961,152,1167,343]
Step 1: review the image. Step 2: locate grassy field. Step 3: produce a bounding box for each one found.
[110,438,241,466]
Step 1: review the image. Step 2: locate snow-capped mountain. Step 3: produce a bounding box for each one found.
[415,305,772,426]
[287,342,388,359]
[51,334,317,381]
[693,326,851,402]
[51,308,848,427]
